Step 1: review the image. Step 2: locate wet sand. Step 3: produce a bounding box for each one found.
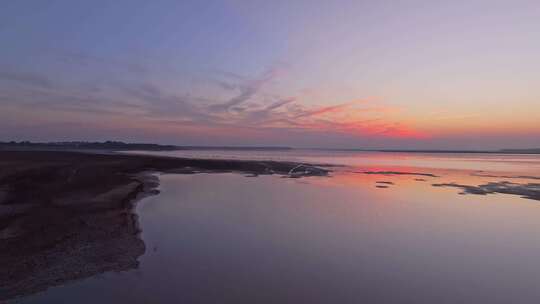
[0,150,328,300]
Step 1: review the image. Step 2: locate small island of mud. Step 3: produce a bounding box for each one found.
[432,181,540,201]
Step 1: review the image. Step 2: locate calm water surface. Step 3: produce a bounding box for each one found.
[16,151,540,303]
[127,149,540,172]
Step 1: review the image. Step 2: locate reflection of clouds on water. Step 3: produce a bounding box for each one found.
[130,150,540,173]
[361,171,439,177]
[303,164,540,202]
[471,172,540,180]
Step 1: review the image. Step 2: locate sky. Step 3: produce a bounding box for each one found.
[0,0,539,149]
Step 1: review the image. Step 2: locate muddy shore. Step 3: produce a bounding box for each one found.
[0,150,328,301]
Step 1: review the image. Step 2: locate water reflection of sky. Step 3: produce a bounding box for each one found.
[127,149,540,173]
[128,150,540,202]
[20,173,540,303]
[17,152,540,304]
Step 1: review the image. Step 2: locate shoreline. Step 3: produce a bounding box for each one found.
[0,150,329,301]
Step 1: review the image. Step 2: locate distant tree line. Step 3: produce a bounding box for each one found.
[0,141,294,151]
[0,141,178,151]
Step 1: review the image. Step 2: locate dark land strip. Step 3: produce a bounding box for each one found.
[432,181,540,201]
[0,150,328,301]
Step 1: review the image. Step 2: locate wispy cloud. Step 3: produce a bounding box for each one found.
[60,51,149,74]
[0,69,54,89]
[209,65,284,112]
[0,61,425,143]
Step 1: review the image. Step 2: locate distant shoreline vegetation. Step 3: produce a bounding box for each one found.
[0,141,292,151]
[0,141,178,151]
[0,141,538,154]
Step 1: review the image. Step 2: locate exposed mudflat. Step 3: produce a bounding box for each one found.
[0,150,328,301]
[432,181,540,201]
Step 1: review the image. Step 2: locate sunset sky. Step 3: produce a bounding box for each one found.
[1,0,539,149]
